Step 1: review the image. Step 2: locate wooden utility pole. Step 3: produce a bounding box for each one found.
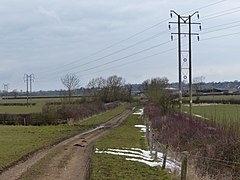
[24,73,34,107]
[169,10,201,115]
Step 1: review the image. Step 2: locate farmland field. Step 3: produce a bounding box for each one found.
[184,104,240,131]
[0,103,128,171]
[191,95,240,101]
[0,98,62,114]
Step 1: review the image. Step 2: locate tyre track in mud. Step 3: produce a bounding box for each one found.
[0,108,133,180]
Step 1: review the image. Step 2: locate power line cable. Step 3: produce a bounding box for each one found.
[201,23,240,34]
[42,11,237,80]
[55,3,235,74]
[32,29,240,86]
[79,46,178,78]
[183,0,227,15]
[73,40,172,74]
[38,28,240,82]
[79,31,240,77]
[43,18,170,72]
[24,0,232,86]
[199,7,240,22]
[37,0,227,75]
[75,27,240,75]
[201,31,240,41]
[201,20,240,31]
[49,29,172,75]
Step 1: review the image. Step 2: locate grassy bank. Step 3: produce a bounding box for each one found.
[0,103,128,171]
[91,113,170,179]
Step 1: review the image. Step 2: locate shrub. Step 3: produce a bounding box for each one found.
[144,103,240,178]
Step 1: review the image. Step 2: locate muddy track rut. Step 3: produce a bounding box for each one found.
[0,108,133,180]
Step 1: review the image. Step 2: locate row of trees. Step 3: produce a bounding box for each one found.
[61,73,175,113]
[87,75,132,102]
[61,74,132,102]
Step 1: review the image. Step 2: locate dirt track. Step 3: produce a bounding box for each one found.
[0,108,132,180]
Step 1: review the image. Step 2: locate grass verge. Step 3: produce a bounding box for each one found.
[91,113,170,180]
[0,103,128,171]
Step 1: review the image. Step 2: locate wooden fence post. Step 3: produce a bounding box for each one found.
[162,144,169,170]
[146,117,150,146]
[150,127,154,154]
[154,141,158,160]
[181,151,189,180]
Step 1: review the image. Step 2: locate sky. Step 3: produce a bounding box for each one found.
[0,0,240,91]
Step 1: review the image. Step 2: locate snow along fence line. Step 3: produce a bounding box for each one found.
[133,109,182,174]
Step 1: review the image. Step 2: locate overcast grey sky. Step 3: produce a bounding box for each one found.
[0,0,240,91]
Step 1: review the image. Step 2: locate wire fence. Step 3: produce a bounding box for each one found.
[144,117,240,180]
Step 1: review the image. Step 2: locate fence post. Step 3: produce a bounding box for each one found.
[150,127,154,154]
[181,151,189,180]
[162,144,169,170]
[154,140,158,160]
[146,117,150,146]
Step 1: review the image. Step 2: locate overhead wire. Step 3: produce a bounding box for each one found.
[201,20,240,31]
[33,27,240,86]
[199,7,240,22]
[36,0,228,76]
[64,40,172,75]
[71,24,240,75]
[13,0,236,87]
[49,29,172,75]
[42,18,170,73]
[77,30,240,78]
[37,21,240,82]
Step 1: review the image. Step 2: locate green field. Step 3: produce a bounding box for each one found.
[184,104,240,131]
[91,113,170,179]
[190,95,240,101]
[0,104,128,171]
[0,98,62,114]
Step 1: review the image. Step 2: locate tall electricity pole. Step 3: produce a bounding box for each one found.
[29,74,34,106]
[24,74,34,107]
[169,10,201,116]
[2,83,9,100]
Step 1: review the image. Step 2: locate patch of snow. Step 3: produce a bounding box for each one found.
[135,125,146,133]
[95,149,152,161]
[126,158,162,167]
[194,114,209,120]
[95,147,180,172]
[133,108,144,115]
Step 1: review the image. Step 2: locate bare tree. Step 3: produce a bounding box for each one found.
[143,77,174,115]
[87,77,106,98]
[105,75,125,102]
[87,75,128,102]
[61,73,80,100]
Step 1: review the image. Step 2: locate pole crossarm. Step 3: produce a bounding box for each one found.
[171,33,199,36]
[169,22,201,25]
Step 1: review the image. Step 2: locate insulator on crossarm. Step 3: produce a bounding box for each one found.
[197,36,200,41]
[199,25,202,31]
[197,14,199,19]
[170,12,172,18]
[168,24,171,30]
[171,35,174,41]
